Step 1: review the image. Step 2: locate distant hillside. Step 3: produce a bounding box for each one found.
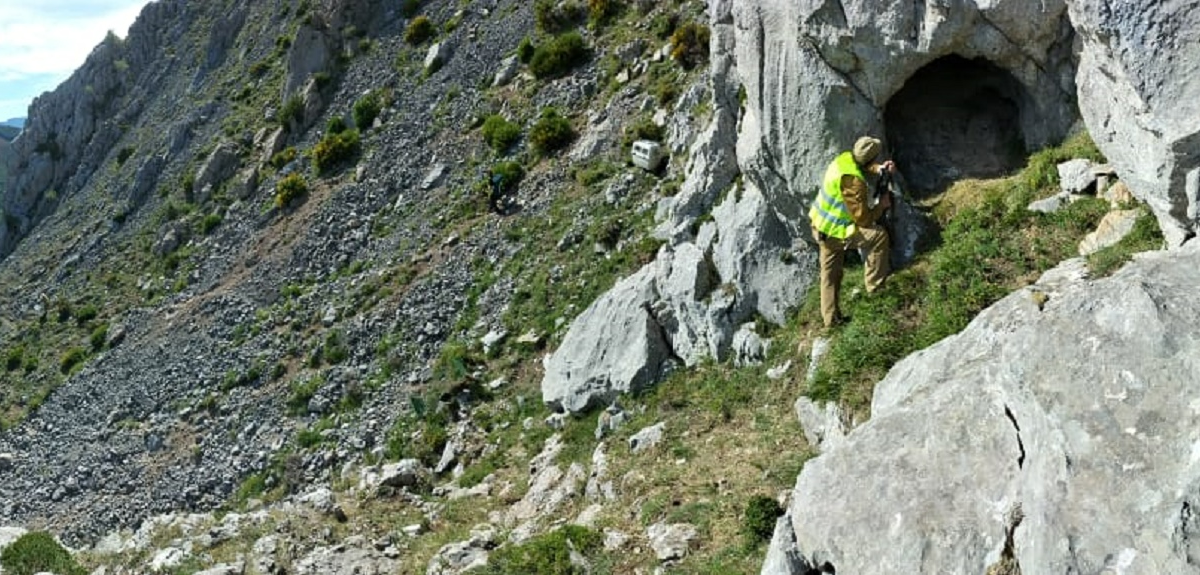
[0,125,19,142]
[2,118,24,129]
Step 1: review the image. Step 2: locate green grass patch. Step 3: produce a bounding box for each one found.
[0,531,86,575]
[1086,207,1164,276]
[805,134,1127,415]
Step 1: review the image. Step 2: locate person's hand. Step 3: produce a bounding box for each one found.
[880,160,896,174]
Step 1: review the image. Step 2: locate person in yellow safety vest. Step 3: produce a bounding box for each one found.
[809,136,895,328]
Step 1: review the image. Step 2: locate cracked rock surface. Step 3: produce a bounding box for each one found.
[779,244,1200,573]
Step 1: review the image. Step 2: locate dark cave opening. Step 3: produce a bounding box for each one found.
[884,55,1030,198]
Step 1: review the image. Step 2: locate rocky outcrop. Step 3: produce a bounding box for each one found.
[1069,0,1200,246]
[542,5,812,413]
[1,0,180,259]
[776,243,1200,573]
[731,0,1077,222]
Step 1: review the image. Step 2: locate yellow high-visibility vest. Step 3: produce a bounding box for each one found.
[809,151,863,239]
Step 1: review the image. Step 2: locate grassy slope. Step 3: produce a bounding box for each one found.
[10,3,1167,574]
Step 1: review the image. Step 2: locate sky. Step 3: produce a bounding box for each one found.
[0,0,152,122]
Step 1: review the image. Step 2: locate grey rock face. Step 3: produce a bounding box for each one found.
[783,243,1200,573]
[1069,0,1200,246]
[731,0,1076,228]
[541,266,672,413]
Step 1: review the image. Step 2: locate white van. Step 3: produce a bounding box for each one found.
[631,140,665,171]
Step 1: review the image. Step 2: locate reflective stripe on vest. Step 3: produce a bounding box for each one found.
[809,151,863,239]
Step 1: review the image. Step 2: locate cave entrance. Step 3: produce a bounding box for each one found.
[884,55,1029,197]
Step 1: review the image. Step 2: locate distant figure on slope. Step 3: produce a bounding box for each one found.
[809,136,895,328]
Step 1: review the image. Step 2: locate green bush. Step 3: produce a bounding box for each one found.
[481,115,522,153]
[74,304,99,325]
[0,531,86,575]
[60,347,86,374]
[491,161,525,194]
[326,116,348,134]
[200,213,222,234]
[534,0,583,33]
[385,399,450,467]
[5,346,24,371]
[90,323,109,351]
[670,22,711,69]
[400,0,421,17]
[312,128,361,174]
[353,90,386,129]
[287,375,322,415]
[516,36,536,63]
[529,31,589,79]
[405,15,436,45]
[323,330,349,365]
[275,173,308,208]
[271,147,298,169]
[116,146,135,166]
[743,495,784,545]
[481,525,603,575]
[279,94,305,130]
[587,0,621,28]
[528,108,575,157]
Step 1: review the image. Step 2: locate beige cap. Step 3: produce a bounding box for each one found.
[852,137,882,165]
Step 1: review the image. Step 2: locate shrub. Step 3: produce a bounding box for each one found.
[405,15,436,45]
[326,116,348,134]
[74,304,99,325]
[528,108,575,157]
[275,173,308,208]
[279,94,305,130]
[743,495,784,545]
[670,22,711,69]
[481,115,522,153]
[534,0,583,33]
[0,531,86,575]
[651,11,679,39]
[385,400,450,467]
[516,36,535,63]
[312,128,360,174]
[323,330,349,364]
[116,146,135,166]
[483,525,603,575]
[588,0,621,28]
[287,376,322,415]
[90,323,109,351]
[200,213,222,234]
[490,161,525,197]
[353,90,385,129]
[271,147,298,169]
[60,347,86,374]
[400,0,421,17]
[5,346,24,372]
[529,31,589,79]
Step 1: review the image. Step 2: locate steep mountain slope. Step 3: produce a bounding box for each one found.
[0,0,711,552]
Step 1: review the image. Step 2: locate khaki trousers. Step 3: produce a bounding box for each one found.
[813,226,890,327]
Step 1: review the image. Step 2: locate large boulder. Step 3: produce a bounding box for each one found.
[542,266,673,413]
[776,245,1200,573]
[1068,0,1200,246]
